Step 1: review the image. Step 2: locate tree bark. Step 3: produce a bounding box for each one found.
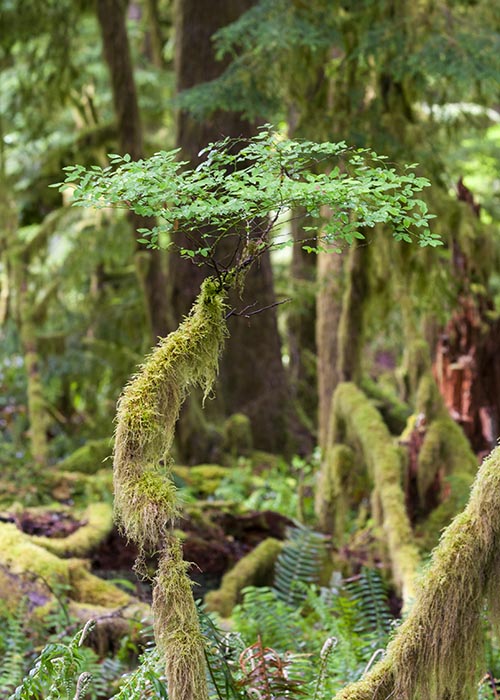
[316,247,343,452]
[173,0,290,454]
[96,0,169,340]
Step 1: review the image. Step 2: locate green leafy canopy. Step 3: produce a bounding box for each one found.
[54,126,440,269]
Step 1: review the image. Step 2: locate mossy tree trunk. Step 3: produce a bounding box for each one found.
[337,240,371,383]
[316,247,344,452]
[96,0,170,340]
[172,0,291,455]
[334,446,500,700]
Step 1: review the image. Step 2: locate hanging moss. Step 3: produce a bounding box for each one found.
[327,383,420,604]
[113,277,227,700]
[315,444,356,538]
[205,538,283,617]
[113,276,227,549]
[153,538,209,700]
[335,447,500,700]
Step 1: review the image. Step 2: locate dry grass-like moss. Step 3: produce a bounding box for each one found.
[113,277,227,549]
[328,382,420,603]
[153,538,209,700]
[335,446,500,700]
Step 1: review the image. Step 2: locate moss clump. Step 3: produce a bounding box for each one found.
[113,277,227,549]
[187,464,230,495]
[67,559,131,607]
[335,447,500,700]
[153,538,209,700]
[222,413,253,457]
[315,444,356,539]
[205,538,283,617]
[0,523,69,587]
[55,438,112,475]
[360,376,411,435]
[29,502,113,557]
[327,383,420,604]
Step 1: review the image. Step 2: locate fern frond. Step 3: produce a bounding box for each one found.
[273,526,329,607]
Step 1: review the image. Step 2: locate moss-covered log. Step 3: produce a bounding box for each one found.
[323,382,420,603]
[334,446,500,700]
[315,444,356,538]
[28,502,113,557]
[205,538,283,617]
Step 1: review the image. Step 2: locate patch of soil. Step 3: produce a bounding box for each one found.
[17,510,85,538]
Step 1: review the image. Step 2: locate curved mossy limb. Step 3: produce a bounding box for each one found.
[113,277,227,700]
[153,538,209,700]
[0,522,137,614]
[416,417,476,509]
[205,538,283,617]
[360,376,411,435]
[55,438,112,475]
[29,502,113,557]
[113,277,227,549]
[335,447,500,700]
[315,444,356,538]
[328,383,420,603]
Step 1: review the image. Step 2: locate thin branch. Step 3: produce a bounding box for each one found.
[225,297,291,320]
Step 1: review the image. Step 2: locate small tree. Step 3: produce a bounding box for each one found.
[56,127,437,700]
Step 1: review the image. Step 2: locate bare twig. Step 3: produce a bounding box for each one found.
[225,298,291,320]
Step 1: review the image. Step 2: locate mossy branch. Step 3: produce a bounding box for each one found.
[113,277,228,549]
[112,277,227,700]
[335,446,500,700]
[326,382,420,604]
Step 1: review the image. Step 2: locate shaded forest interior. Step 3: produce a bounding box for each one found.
[1,1,500,699]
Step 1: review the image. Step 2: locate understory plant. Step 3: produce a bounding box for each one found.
[57,126,438,698]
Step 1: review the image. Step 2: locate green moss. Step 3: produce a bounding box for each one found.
[328,383,420,604]
[188,464,231,495]
[153,538,209,700]
[30,502,114,557]
[0,523,69,586]
[67,559,131,607]
[222,413,253,456]
[205,538,283,617]
[48,468,113,504]
[55,438,112,475]
[360,376,411,435]
[335,447,500,700]
[113,277,227,549]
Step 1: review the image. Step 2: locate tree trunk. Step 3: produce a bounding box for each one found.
[96,0,169,340]
[337,240,371,383]
[316,247,343,452]
[172,0,290,455]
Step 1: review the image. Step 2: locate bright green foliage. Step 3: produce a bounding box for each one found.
[274,527,328,607]
[58,127,439,271]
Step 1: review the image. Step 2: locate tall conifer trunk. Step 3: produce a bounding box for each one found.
[96,0,169,340]
[173,0,290,454]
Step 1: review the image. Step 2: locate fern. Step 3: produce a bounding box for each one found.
[10,620,96,700]
[273,526,329,607]
[237,636,307,699]
[345,567,394,650]
[198,605,248,700]
[0,600,30,696]
[110,646,168,700]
